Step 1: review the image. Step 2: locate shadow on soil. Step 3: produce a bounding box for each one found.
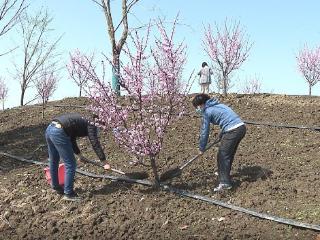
[155,165,273,193]
[234,165,273,182]
[0,123,48,173]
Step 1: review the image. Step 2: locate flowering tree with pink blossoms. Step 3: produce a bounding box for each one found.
[202,19,252,96]
[74,19,191,184]
[35,70,58,118]
[0,78,8,110]
[296,45,320,96]
[67,49,94,97]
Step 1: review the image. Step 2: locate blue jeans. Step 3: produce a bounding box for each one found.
[45,123,77,194]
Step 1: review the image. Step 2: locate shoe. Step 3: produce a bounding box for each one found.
[213,183,232,192]
[63,192,82,202]
[52,186,64,195]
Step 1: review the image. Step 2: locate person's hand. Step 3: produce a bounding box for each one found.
[198,150,204,155]
[103,163,111,170]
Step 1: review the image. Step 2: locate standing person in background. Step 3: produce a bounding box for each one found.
[198,62,213,93]
[45,113,110,201]
[192,94,246,192]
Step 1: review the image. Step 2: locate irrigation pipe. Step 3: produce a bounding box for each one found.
[44,102,320,132]
[40,103,320,132]
[0,151,153,186]
[1,151,320,231]
[244,120,320,131]
[163,186,320,231]
[49,104,86,108]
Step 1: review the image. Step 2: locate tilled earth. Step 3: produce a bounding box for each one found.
[0,94,320,240]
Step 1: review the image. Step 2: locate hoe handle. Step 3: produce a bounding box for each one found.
[179,138,220,170]
[80,156,126,175]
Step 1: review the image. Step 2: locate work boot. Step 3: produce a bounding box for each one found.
[213,183,232,192]
[63,191,82,202]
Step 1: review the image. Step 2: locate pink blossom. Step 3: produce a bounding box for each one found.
[202,20,252,95]
[72,17,192,179]
[35,70,58,104]
[67,49,95,97]
[296,45,320,95]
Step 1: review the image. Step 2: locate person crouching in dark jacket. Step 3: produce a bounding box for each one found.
[192,94,246,192]
[45,113,110,201]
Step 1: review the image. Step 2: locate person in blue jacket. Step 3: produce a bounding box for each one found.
[45,113,110,201]
[192,94,246,192]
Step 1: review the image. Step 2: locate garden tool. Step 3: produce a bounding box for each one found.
[159,138,221,182]
[81,156,149,180]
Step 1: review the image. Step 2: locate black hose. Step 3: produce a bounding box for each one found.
[0,151,153,186]
[244,120,320,131]
[42,104,320,131]
[163,186,320,231]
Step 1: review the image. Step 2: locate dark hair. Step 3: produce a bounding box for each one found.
[202,62,208,67]
[192,94,211,107]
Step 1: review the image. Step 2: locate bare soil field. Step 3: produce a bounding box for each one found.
[0,94,320,239]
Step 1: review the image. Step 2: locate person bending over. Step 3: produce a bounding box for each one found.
[192,94,246,192]
[45,113,110,201]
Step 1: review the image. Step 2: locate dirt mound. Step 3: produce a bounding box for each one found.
[0,94,319,239]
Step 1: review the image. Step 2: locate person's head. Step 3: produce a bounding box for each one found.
[202,62,208,68]
[192,94,211,108]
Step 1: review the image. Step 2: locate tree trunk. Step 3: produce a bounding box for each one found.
[112,52,121,96]
[20,88,25,106]
[223,76,227,96]
[42,99,45,119]
[309,84,312,96]
[2,101,4,110]
[150,156,160,186]
[79,86,82,97]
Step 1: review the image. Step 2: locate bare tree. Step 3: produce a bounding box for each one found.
[296,45,320,96]
[91,0,139,95]
[202,19,252,96]
[0,77,8,110]
[210,71,235,94]
[0,0,27,56]
[241,75,262,94]
[14,9,62,106]
[67,49,94,97]
[35,69,58,118]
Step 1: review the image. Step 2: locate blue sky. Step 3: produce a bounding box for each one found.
[1,0,320,108]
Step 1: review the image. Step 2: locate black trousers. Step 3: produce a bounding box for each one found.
[217,125,246,185]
